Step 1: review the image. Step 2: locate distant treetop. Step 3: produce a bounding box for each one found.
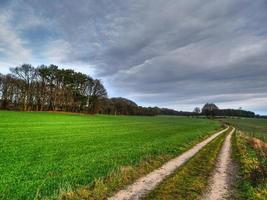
[202,103,219,112]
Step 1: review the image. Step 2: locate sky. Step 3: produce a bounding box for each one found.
[0,0,267,115]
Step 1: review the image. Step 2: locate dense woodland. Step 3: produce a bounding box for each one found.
[0,64,107,113]
[0,64,257,117]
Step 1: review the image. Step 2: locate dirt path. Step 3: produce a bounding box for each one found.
[202,127,235,200]
[108,127,229,200]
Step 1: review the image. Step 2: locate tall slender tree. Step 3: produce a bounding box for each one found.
[10,64,37,111]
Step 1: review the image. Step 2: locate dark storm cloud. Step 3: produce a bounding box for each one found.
[0,0,267,113]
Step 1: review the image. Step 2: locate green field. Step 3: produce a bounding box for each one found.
[224,118,267,141]
[0,111,220,199]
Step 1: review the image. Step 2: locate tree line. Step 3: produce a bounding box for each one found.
[0,64,107,113]
[0,65,258,117]
[196,103,255,118]
[98,97,192,116]
[0,64,192,116]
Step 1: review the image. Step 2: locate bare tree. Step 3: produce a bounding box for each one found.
[10,64,37,111]
[87,79,107,113]
[193,107,201,114]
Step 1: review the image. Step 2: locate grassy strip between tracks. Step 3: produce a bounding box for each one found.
[141,128,229,200]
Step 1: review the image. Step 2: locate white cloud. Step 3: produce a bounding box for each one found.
[0,10,32,66]
[43,39,72,63]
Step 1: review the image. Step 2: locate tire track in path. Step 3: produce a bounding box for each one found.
[202,127,235,200]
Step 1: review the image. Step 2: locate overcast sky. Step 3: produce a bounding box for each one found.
[0,0,267,114]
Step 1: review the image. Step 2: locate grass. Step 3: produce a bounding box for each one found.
[0,111,220,200]
[223,118,267,142]
[232,131,267,200]
[142,127,229,200]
